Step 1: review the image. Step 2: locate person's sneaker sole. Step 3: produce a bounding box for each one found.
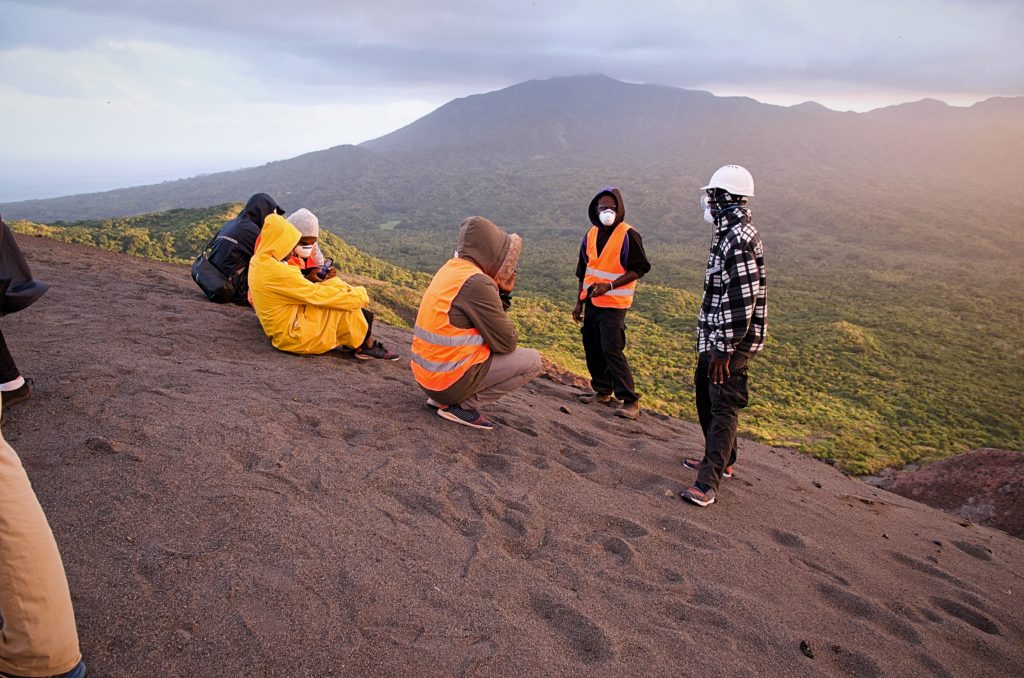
[681,487,716,507]
[578,393,617,405]
[426,397,443,408]
[437,407,494,430]
[354,352,401,361]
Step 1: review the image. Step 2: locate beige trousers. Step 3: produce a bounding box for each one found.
[461,348,544,410]
[0,412,81,677]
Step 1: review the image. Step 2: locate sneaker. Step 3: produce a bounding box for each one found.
[354,341,400,361]
[0,378,32,408]
[426,397,443,408]
[437,405,495,430]
[578,392,617,405]
[613,401,640,420]
[681,483,716,507]
[682,457,733,478]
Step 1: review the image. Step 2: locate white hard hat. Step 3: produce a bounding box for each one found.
[702,165,755,197]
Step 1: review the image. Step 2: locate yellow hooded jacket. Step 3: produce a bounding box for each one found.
[248,214,370,354]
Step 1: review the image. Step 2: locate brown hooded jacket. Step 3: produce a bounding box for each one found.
[422,216,522,405]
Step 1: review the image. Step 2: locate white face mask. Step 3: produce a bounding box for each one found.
[598,208,616,227]
[700,194,714,223]
[293,244,314,258]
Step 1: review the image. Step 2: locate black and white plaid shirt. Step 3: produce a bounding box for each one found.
[696,206,767,357]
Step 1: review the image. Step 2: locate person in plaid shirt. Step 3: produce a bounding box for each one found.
[682,165,766,508]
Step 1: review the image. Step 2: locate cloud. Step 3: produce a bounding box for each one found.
[1,0,1020,200]
[5,0,1022,97]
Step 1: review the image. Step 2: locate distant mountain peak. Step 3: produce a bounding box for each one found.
[791,101,830,112]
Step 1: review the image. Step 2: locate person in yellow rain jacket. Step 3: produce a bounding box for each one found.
[248,212,398,360]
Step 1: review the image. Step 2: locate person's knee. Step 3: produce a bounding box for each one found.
[709,392,743,417]
[521,348,543,377]
[600,326,626,354]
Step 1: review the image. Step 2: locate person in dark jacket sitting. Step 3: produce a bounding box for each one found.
[205,193,284,305]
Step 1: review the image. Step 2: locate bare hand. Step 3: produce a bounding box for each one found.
[708,354,730,385]
[572,300,584,323]
[591,282,611,297]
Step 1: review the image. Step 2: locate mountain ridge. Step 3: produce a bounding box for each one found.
[2,75,1022,222]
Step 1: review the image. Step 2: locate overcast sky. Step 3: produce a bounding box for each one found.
[1,0,1022,201]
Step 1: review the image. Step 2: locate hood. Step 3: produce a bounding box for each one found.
[0,217,34,287]
[456,216,518,279]
[588,187,625,228]
[242,193,285,228]
[255,214,301,261]
[287,208,320,237]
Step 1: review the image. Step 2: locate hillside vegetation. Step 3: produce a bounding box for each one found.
[4,76,1022,472]
[11,202,1023,474]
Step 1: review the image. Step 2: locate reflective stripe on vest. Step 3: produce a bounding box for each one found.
[580,222,637,308]
[410,258,492,391]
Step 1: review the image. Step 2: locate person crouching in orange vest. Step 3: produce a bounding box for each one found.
[572,187,651,420]
[411,217,542,430]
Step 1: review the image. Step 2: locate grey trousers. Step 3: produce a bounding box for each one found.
[462,348,543,409]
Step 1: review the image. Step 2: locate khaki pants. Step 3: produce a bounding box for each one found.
[462,348,543,410]
[0,413,81,677]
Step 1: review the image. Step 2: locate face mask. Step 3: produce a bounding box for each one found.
[700,195,714,223]
[598,208,616,226]
[293,245,314,258]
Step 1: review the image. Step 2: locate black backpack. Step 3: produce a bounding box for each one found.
[0,219,48,317]
[191,235,234,303]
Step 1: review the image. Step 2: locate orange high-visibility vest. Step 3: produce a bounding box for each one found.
[411,257,492,391]
[579,222,636,309]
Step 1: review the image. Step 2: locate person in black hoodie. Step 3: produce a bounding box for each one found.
[202,193,285,304]
[0,215,48,411]
[572,188,650,420]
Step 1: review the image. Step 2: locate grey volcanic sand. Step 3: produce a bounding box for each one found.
[3,236,1023,677]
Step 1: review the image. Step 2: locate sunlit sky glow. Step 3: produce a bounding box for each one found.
[1,0,1021,201]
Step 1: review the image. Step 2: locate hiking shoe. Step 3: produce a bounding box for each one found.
[681,483,716,507]
[437,405,495,430]
[613,401,640,420]
[0,378,32,408]
[355,341,400,361]
[578,392,617,405]
[426,397,444,408]
[682,457,733,478]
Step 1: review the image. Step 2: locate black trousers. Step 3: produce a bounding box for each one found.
[0,328,19,384]
[581,303,638,403]
[695,352,750,491]
[361,309,375,347]
[229,266,250,306]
